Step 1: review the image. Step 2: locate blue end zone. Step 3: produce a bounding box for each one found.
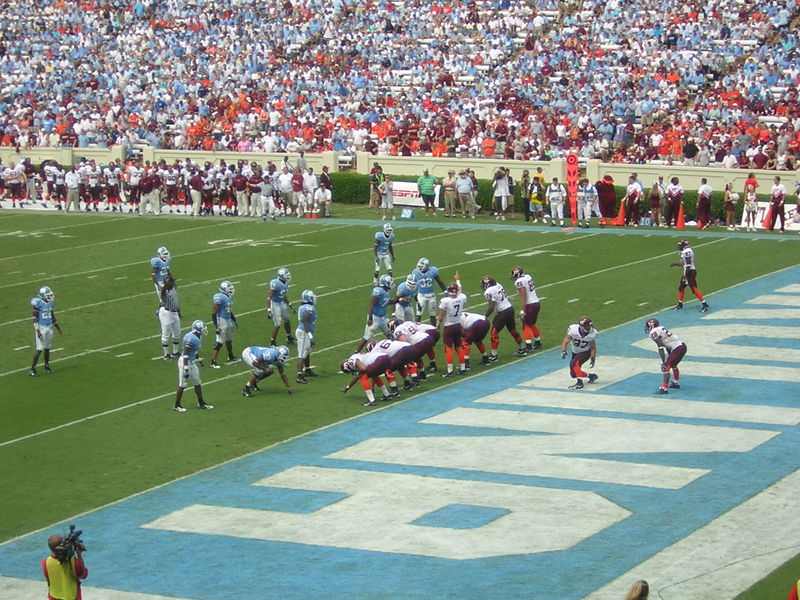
[0,266,798,600]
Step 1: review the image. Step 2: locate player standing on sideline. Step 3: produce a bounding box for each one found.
[30,286,62,376]
[355,274,395,352]
[209,280,239,368]
[645,318,687,395]
[394,274,418,322]
[294,290,319,385]
[482,275,526,361]
[151,246,172,305]
[438,273,468,377]
[267,267,296,347]
[373,223,395,284]
[174,320,214,412]
[511,266,542,352]
[671,239,710,312]
[158,276,182,359]
[412,257,447,326]
[241,345,294,397]
[560,316,598,390]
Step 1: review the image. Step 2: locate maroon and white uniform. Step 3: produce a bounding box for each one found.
[394,321,436,357]
[514,273,541,326]
[460,311,490,344]
[104,164,122,201]
[565,323,597,357]
[345,351,390,378]
[162,167,180,204]
[484,282,515,332]
[649,324,687,369]
[3,164,24,199]
[438,292,467,347]
[369,339,416,371]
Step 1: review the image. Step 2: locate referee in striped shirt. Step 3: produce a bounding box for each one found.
[158,276,183,358]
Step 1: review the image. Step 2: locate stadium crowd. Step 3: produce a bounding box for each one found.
[0,0,798,170]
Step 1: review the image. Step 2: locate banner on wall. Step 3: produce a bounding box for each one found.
[390,182,442,208]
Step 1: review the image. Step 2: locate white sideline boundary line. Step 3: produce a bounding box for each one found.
[0,261,797,566]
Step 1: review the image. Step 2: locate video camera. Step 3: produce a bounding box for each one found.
[54,525,86,562]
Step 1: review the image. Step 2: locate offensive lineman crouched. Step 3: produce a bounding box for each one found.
[645,318,687,395]
[560,317,598,390]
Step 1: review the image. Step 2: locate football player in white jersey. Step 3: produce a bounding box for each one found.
[670,239,709,312]
[459,311,491,366]
[391,319,435,383]
[339,351,394,406]
[645,318,687,395]
[510,266,542,352]
[560,316,598,389]
[437,274,468,376]
[482,276,526,361]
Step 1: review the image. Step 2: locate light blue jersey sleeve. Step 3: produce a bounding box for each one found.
[269,279,287,303]
[213,293,232,319]
[31,297,54,326]
[298,304,317,333]
[182,332,201,360]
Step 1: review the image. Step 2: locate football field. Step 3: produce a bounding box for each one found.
[1,207,799,599]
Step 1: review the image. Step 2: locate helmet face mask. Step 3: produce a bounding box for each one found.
[157,246,170,261]
[192,320,207,336]
[447,283,459,297]
[276,345,290,363]
[578,317,593,336]
[39,286,54,302]
[510,266,524,280]
[219,280,234,295]
[678,239,689,250]
[277,268,291,283]
[383,223,393,236]
[379,274,393,289]
[645,318,659,333]
[405,275,417,290]
[301,289,316,305]
[417,258,430,272]
[480,276,496,291]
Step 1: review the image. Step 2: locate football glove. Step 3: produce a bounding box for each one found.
[267,308,273,320]
[589,356,595,368]
[561,351,567,359]
[182,368,189,379]
[340,386,350,394]
[215,329,221,336]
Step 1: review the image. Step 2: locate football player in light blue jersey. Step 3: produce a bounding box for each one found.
[373,222,395,284]
[151,246,172,303]
[209,280,240,368]
[267,267,296,347]
[241,345,294,396]
[411,257,447,325]
[295,290,319,385]
[394,274,418,322]
[30,286,62,376]
[356,274,396,352]
[174,320,214,412]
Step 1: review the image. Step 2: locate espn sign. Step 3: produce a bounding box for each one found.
[391,181,442,208]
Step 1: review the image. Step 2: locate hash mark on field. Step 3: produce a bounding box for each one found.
[115,352,133,358]
[87,275,98,279]
[604,300,615,305]
[51,348,64,352]
[637,302,648,306]
[568,298,580,303]
[8,270,20,274]
[13,345,29,351]
[114,276,127,280]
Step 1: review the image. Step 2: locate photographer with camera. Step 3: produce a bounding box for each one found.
[42,527,88,600]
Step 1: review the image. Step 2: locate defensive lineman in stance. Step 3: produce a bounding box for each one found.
[158,276,182,359]
[671,239,710,312]
[30,286,62,376]
[295,290,319,384]
[241,345,293,397]
[645,318,687,394]
[267,267,296,347]
[209,280,239,368]
[560,316,598,390]
[373,223,395,284]
[174,320,214,412]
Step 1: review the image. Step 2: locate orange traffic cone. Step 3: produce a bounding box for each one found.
[676,203,685,230]
[614,200,626,226]
[761,205,773,229]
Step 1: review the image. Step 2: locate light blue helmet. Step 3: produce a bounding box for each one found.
[219,280,235,295]
[276,345,290,363]
[38,286,54,302]
[417,257,430,272]
[405,274,417,290]
[191,320,207,336]
[383,222,393,235]
[301,289,316,305]
[157,246,170,260]
[379,274,393,289]
[277,267,291,283]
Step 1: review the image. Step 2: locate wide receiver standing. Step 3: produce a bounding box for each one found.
[174,320,214,412]
[30,286,62,376]
[645,318,687,395]
[560,316,598,390]
[209,280,239,368]
[671,239,710,312]
[511,266,542,352]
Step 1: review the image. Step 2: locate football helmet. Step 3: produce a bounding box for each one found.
[341,356,359,373]
[157,246,170,261]
[447,282,460,297]
[578,317,593,336]
[276,345,290,363]
[416,257,430,272]
[383,223,393,236]
[277,267,291,283]
[219,280,235,296]
[645,318,660,334]
[510,266,525,280]
[301,289,316,305]
[38,286,54,302]
[191,320,208,336]
[387,319,399,336]
[480,276,496,290]
[363,339,376,352]
[379,274,393,289]
[677,239,689,250]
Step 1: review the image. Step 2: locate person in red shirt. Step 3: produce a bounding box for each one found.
[43,532,88,600]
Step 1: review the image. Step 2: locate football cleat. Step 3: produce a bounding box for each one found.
[674,302,684,310]
[242,385,254,397]
[447,282,459,297]
[378,274,393,289]
[427,361,437,372]
[304,369,319,377]
[514,348,527,356]
[362,399,377,406]
[301,289,316,305]
[700,302,710,313]
[488,355,499,362]
[402,381,415,391]
[510,266,524,280]
[417,370,427,380]
[416,257,430,272]
[219,280,235,295]
[405,274,417,291]
[29,368,37,377]
[197,403,214,410]
[209,361,220,369]
[157,246,170,260]
[276,345,290,363]
[44,364,53,375]
[569,379,584,390]
[173,405,187,412]
[480,276,496,290]
[388,389,401,398]
[296,374,309,385]
[38,286,54,302]
[645,318,660,334]
[191,320,207,336]
[669,382,681,389]
[654,387,669,395]
[587,373,598,384]
[533,340,543,349]
[276,267,291,283]
[286,335,296,344]
[578,316,593,336]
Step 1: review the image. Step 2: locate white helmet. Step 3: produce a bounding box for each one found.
[405,274,417,291]
[38,286,54,302]
[417,257,430,272]
[379,274,393,289]
[301,289,316,305]
[219,280,235,295]
[276,345,290,363]
[157,246,170,261]
[191,320,207,336]
[383,222,393,235]
[277,267,291,283]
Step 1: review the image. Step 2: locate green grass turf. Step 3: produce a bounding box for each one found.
[734,553,800,600]
[1,205,798,565]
